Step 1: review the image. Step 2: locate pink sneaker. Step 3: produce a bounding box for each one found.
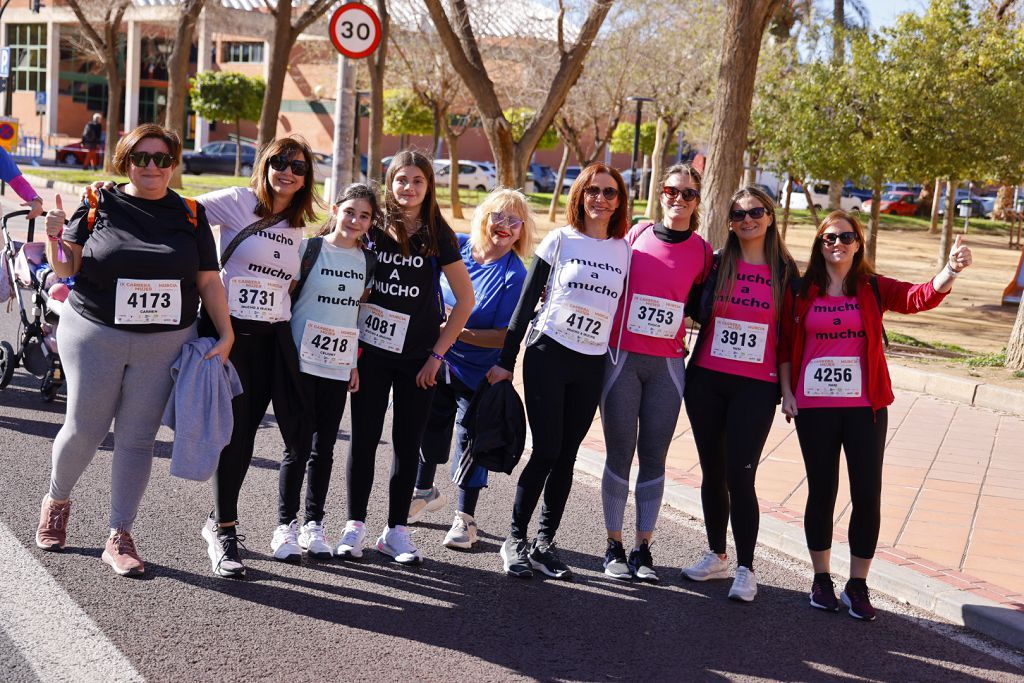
[102,529,145,577]
[35,496,71,551]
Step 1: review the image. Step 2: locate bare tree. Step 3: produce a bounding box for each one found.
[366,0,390,183]
[164,0,206,188]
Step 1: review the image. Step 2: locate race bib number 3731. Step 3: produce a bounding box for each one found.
[229,277,285,321]
[115,279,181,325]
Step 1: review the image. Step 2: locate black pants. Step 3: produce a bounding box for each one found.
[278,371,349,525]
[347,350,437,528]
[684,366,778,569]
[795,406,887,559]
[511,336,604,542]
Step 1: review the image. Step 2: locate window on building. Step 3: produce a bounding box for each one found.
[221,42,264,63]
[6,24,47,92]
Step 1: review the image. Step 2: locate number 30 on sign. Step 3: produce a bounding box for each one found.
[329,3,383,59]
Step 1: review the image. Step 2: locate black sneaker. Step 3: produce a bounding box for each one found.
[529,539,573,580]
[500,535,533,579]
[627,540,659,583]
[840,579,877,621]
[202,517,246,578]
[603,539,631,580]
[810,573,839,612]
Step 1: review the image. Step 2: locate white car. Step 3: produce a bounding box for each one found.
[789,182,862,212]
[434,160,495,192]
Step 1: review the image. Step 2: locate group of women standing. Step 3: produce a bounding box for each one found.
[30,124,973,622]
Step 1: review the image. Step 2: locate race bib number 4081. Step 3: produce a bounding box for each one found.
[115,279,181,325]
[358,303,410,354]
[229,277,285,321]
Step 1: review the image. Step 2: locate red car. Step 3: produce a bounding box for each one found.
[863,191,919,216]
[56,142,105,167]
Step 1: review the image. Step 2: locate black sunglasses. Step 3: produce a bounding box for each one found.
[729,207,768,221]
[269,154,309,176]
[662,186,700,202]
[129,151,174,169]
[584,185,619,200]
[821,231,859,245]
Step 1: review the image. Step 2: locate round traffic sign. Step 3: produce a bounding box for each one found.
[0,123,14,141]
[329,3,382,59]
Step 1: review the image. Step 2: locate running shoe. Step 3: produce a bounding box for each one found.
[500,535,533,579]
[728,566,758,602]
[202,517,246,578]
[443,511,478,550]
[627,540,659,584]
[408,487,447,524]
[298,520,333,560]
[102,528,144,577]
[376,525,423,565]
[841,579,877,621]
[529,539,573,580]
[36,496,71,551]
[335,520,366,560]
[271,520,302,563]
[681,550,730,581]
[603,538,631,580]
[810,573,840,612]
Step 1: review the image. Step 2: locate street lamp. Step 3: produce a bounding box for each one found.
[626,96,655,218]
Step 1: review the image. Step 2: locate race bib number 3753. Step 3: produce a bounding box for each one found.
[626,293,684,339]
[115,279,181,325]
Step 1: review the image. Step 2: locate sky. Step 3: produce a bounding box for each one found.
[860,0,928,28]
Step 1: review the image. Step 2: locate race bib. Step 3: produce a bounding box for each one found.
[803,356,862,397]
[626,294,684,339]
[359,303,410,353]
[300,320,359,369]
[710,318,768,364]
[550,303,611,350]
[229,277,285,321]
[114,279,181,325]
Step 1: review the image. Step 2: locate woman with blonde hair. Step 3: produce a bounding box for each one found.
[408,188,533,550]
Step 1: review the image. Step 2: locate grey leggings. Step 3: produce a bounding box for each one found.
[49,304,196,531]
[599,350,686,535]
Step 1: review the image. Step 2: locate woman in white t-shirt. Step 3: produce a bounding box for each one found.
[269,183,378,563]
[198,136,321,578]
[487,163,631,581]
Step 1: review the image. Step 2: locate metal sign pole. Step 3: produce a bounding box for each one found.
[330,54,356,200]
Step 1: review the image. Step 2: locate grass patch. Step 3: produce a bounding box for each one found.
[1014,370,1024,379]
[965,351,1008,367]
[887,331,970,354]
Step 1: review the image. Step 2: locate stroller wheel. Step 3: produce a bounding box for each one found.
[0,341,15,389]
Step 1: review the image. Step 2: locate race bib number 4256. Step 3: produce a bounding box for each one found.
[229,278,285,321]
[358,303,410,354]
[710,318,768,364]
[803,356,862,397]
[115,279,181,325]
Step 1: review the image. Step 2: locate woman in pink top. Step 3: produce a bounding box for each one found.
[680,186,798,602]
[599,164,711,583]
[778,210,972,621]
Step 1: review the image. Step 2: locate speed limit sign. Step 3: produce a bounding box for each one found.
[329,3,382,59]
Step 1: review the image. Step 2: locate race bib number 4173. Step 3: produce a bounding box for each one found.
[115,279,181,325]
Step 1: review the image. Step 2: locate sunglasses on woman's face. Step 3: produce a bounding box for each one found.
[729,207,767,221]
[821,231,859,245]
[129,151,174,169]
[662,186,699,202]
[269,154,309,176]
[583,185,619,200]
[489,212,524,229]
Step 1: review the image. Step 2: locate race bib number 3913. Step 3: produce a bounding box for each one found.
[300,320,359,368]
[710,318,768,364]
[803,356,862,397]
[114,279,181,325]
[358,303,410,354]
[229,278,285,321]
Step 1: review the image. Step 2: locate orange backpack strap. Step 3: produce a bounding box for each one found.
[181,196,198,229]
[85,186,99,232]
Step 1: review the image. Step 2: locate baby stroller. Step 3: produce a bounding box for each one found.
[0,209,68,401]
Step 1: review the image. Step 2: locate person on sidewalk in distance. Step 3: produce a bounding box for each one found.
[487,163,631,581]
[35,124,233,577]
[680,185,798,602]
[779,210,973,621]
[409,188,531,550]
[273,184,378,562]
[339,150,473,565]
[81,114,103,171]
[600,164,711,583]
[0,145,45,219]
[198,137,320,577]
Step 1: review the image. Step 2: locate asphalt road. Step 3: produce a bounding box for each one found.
[1,240,1023,681]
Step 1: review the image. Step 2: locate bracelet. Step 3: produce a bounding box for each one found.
[944,263,961,278]
[430,351,446,363]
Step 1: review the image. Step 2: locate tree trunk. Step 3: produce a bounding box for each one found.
[446,129,463,220]
[929,177,943,234]
[104,61,122,175]
[700,0,783,248]
[993,184,1014,221]
[742,148,757,187]
[939,179,957,268]
[548,145,570,223]
[235,120,243,176]
[916,179,932,218]
[803,181,821,227]
[781,176,793,239]
[645,117,667,222]
[257,0,294,149]
[1008,298,1024,370]
[867,175,882,263]
[164,0,205,190]
[366,0,389,183]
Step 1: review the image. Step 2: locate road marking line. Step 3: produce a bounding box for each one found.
[0,519,144,682]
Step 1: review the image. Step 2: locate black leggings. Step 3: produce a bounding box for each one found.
[347,350,436,528]
[795,407,887,559]
[278,372,349,525]
[511,336,604,542]
[684,366,778,569]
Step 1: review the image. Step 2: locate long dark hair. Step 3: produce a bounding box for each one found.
[800,210,876,297]
[316,183,383,238]
[382,150,454,257]
[251,136,322,228]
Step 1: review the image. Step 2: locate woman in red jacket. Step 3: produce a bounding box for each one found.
[779,210,972,621]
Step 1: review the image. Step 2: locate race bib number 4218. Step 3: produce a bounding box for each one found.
[300,320,358,368]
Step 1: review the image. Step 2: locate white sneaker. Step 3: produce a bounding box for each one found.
[201,516,245,578]
[376,525,423,565]
[335,520,366,559]
[728,566,758,602]
[298,520,333,559]
[442,511,478,550]
[408,487,447,524]
[681,550,730,581]
[271,521,302,563]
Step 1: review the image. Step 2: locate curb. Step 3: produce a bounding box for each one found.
[21,173,84,198]
[889,362,1024,417]
[573,447,1024,651]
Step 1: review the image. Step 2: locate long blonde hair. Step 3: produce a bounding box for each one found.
[468,188,535,259]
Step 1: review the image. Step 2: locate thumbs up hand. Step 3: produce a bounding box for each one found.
[45,194,65,239]
[948,234,972,273]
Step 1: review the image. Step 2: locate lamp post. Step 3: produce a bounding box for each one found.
[626,96,655,219]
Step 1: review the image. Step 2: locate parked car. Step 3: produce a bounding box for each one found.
[182,141,257,176]
[863,191,920,216]
[433,160,495,192]
[561,166,582,194]
[843,181,874,203]
[528,163,557,193]
[56,141,104,167]
[883,182,923,195]
[619,168,653,195]
[789,182,862,212]
[978,196,997,218]
[938,197,986,218]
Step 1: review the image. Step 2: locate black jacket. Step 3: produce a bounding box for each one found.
[458,379,526,475]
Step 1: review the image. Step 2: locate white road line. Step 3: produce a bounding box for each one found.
[0,520,144,683]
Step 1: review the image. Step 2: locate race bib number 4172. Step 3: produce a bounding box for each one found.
[550,303,611,350]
